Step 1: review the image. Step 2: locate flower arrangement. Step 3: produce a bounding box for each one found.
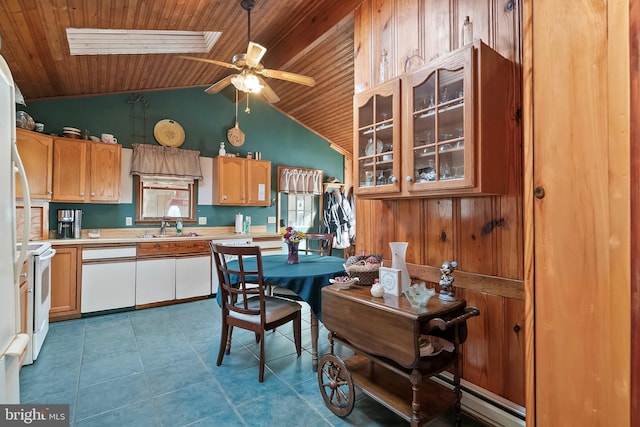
[280,226,306,244]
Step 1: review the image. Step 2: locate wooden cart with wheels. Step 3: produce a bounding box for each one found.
[318,284,479,426]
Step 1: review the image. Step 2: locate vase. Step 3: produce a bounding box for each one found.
[287,241,300,264]
[389,242,411,293]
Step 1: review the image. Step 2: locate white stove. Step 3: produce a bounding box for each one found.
[16,241,55,364]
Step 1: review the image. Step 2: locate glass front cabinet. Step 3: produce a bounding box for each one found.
[404,46,471,194]
[354,78,401,196]
[354,40,513,199]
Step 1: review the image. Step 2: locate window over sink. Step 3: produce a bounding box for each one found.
[134,176,197,224]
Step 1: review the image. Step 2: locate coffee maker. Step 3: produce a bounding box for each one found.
[57,209,82,239]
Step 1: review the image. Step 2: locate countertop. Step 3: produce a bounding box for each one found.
[46,226,281,246]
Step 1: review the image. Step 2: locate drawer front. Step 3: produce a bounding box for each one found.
[83,247,136,260]
[137,240,210,257]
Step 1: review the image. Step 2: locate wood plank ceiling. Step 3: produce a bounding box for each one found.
[0,0,360,156]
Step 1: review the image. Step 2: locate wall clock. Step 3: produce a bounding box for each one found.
[379,267,401,296]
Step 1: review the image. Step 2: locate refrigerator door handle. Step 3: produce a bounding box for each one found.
[0,333,29,359]
[11,142,30,279]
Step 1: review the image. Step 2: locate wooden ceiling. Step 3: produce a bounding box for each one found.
[0,0,361,156]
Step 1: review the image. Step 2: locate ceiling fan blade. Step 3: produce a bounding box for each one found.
[245,42,267,68]
[258,68,316,87]
[257,77,280,103]
[204,75,235,94]
[178,55,240,70]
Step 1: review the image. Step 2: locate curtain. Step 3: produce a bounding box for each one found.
[278,168,322,194]
[130,143,202,179]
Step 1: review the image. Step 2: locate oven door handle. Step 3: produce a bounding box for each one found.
[37,248,57,262]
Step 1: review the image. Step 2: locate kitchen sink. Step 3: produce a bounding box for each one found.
[139,233,199,238]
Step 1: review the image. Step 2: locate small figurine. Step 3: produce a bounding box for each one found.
[438,260,458,301]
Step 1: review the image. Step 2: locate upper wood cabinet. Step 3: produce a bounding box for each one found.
[52,138,121,203]
[88,141,121,202]
[354,40,513,199]
[354,78,402,196]
[212,156,271,206]
[15,129,53,200]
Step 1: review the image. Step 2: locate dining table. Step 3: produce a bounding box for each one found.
[224,253,346,371]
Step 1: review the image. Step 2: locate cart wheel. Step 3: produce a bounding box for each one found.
[317,354,355,417]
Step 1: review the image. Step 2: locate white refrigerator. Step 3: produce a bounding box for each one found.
[0,52,32,403]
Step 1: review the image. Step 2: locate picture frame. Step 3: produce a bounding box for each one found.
[379,267,402,296]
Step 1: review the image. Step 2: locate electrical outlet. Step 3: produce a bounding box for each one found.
[267,216,276,224]
[198,217,207,225]
[125,217,132,226]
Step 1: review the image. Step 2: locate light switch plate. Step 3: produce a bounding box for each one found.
[267,216,276,224]
[198,217,207,225]
[125,217,132,226]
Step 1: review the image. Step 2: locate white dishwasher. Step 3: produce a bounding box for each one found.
[81,246,137,313]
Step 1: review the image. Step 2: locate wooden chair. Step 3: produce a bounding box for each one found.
[302,233,334,256]
[211,243,302,382]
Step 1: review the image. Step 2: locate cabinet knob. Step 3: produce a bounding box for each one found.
[20,272,27,278]
[405,176,413,182]
[91,192,95,196]
[80,192,84,196]
[222,195,227,200]
[48,191,53,195]
[389,175,397,183]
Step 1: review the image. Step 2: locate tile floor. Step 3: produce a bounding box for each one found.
[20,298,486,426]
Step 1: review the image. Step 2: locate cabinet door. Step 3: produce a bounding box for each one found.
[52,138,87,202]
[354,78,401,196]
[88,142,121,202]
[136,258,175,305]
[15,129,53,200]
[247,160,271,206]
[50,246,80,320]
[175,256,211,299]
[404,46,473,193]
[82,260,136,313]
[212,156,246,205]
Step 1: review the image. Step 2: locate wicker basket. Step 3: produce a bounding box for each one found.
[346,262,380,286]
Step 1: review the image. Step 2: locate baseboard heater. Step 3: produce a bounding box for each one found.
[433,373,526,427]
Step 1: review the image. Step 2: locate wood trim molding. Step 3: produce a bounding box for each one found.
[630,0,639,423]
[402,262,524,300]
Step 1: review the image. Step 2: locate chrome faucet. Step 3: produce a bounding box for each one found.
[160,219,171,236]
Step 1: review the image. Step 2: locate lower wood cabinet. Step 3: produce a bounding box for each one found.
[50,246,81,321]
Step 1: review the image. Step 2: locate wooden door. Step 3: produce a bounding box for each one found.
[247,160,271,206]
[52,138,87,202]
[15,129,53,200]
[50,246,81,321]
[213,156,245,205]
[526,0,630,425]
[88,142,121,202]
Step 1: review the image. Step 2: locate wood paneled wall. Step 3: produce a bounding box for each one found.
[352,0,525,406]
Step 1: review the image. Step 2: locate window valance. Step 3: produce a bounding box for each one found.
[130,143,202,179]
[278,167,322,194]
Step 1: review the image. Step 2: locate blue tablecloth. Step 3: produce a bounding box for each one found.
[220,254,345,321]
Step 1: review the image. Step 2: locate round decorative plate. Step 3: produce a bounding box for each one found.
[365,138,383,156]
[154,119,185,147]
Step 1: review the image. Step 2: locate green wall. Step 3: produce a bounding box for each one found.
[23,86,344,233]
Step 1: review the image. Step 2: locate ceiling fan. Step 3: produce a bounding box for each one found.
[179,0,316,103]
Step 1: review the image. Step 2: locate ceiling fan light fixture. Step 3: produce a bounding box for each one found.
[232,73,263,93]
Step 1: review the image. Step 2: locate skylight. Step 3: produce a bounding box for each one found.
[66,28,221,55]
